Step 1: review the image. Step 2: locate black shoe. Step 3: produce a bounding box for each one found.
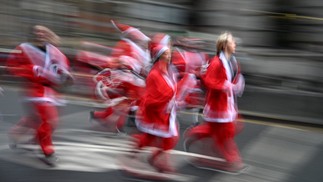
[89,111,95,123]
[126,110,136,127]
[7,134,18,150]
[116,125,127,135]
[8,143,17,150]
[192,121,200,127]
[25,137,38,145]
[42,153,59,167]
[126,151,138,160]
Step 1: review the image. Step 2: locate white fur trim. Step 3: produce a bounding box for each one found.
[135,107,178,138]
[153,46,169,62]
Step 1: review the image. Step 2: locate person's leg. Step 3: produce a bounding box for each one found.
[35,102,59,157]
[150,135,178,173]
[148,149,162,166]
[8,102,39,146]
[9,117,34,143]
[184,122,211,149]
[135,133,156,149]
[92,107,113,120]
[210,122,241,165]
[128,133,156,159]
[235,114,244,134]
[149,134,178,162]
[115,102,130,133]
[188,108,201,126]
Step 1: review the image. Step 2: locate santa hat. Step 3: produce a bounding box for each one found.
[149,33,171,61]
[151,44,169,62]
[152,33,171,46]
[111,20,150,42]
[149,33,171,49]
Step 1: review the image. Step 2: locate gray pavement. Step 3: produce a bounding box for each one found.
[0,85,323,182]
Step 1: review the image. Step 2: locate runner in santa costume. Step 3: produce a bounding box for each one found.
[109,19,151,76]
[90,20,150,130]
[185,31,245,171]
[91,67,146,132]
[172,37,209,125]
[7,25,72,166]
[124,33,198,173]
[127,33,181,173]
[148,33,199,110]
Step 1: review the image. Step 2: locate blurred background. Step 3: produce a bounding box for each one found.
[1,2,323,182]
[1,0,323,124]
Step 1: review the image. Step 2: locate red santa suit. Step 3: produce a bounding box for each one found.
[110,20,151,75]
[91,68,145,130]
[90,21,150,125]
[135,60,178,139]
[130,41,181,173]
[202,52,244,122]
[186,51,245,164]
[7,42,71,157]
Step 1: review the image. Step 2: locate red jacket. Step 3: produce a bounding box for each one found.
[7,43,70,105]
[202,53,244,122]
[135,61,178,138]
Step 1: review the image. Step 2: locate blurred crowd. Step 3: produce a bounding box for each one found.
[4,12,247,176]
[2,0,323,179]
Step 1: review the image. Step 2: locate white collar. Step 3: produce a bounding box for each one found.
[219,51,232,81]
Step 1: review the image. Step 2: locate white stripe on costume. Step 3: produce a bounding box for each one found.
[203,104,237,123]
[20,43,46,67]
[135,107,178,138]
[219,52,233,82]
[24,97,66,106]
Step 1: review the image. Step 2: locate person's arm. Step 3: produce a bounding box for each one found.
[6,46,38,81]
[144,71,173,107]
[176,73,197,101]
[232,60,245,96]
[37,49,73,86]
[202,57,232,91]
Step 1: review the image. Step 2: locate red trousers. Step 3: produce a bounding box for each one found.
[93,100,130,129]
[132,132,179,151]
[10,102,59,156]
[186,121,242,163]
[131,132,179,171]
[93,107,114,120]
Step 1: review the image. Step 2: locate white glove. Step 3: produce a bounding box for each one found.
[224,80,233,92]
[33,65,62,84]
[233,74,245,97]
[33,65,44,76]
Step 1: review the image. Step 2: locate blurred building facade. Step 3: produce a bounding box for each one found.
[1,0,323,93]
